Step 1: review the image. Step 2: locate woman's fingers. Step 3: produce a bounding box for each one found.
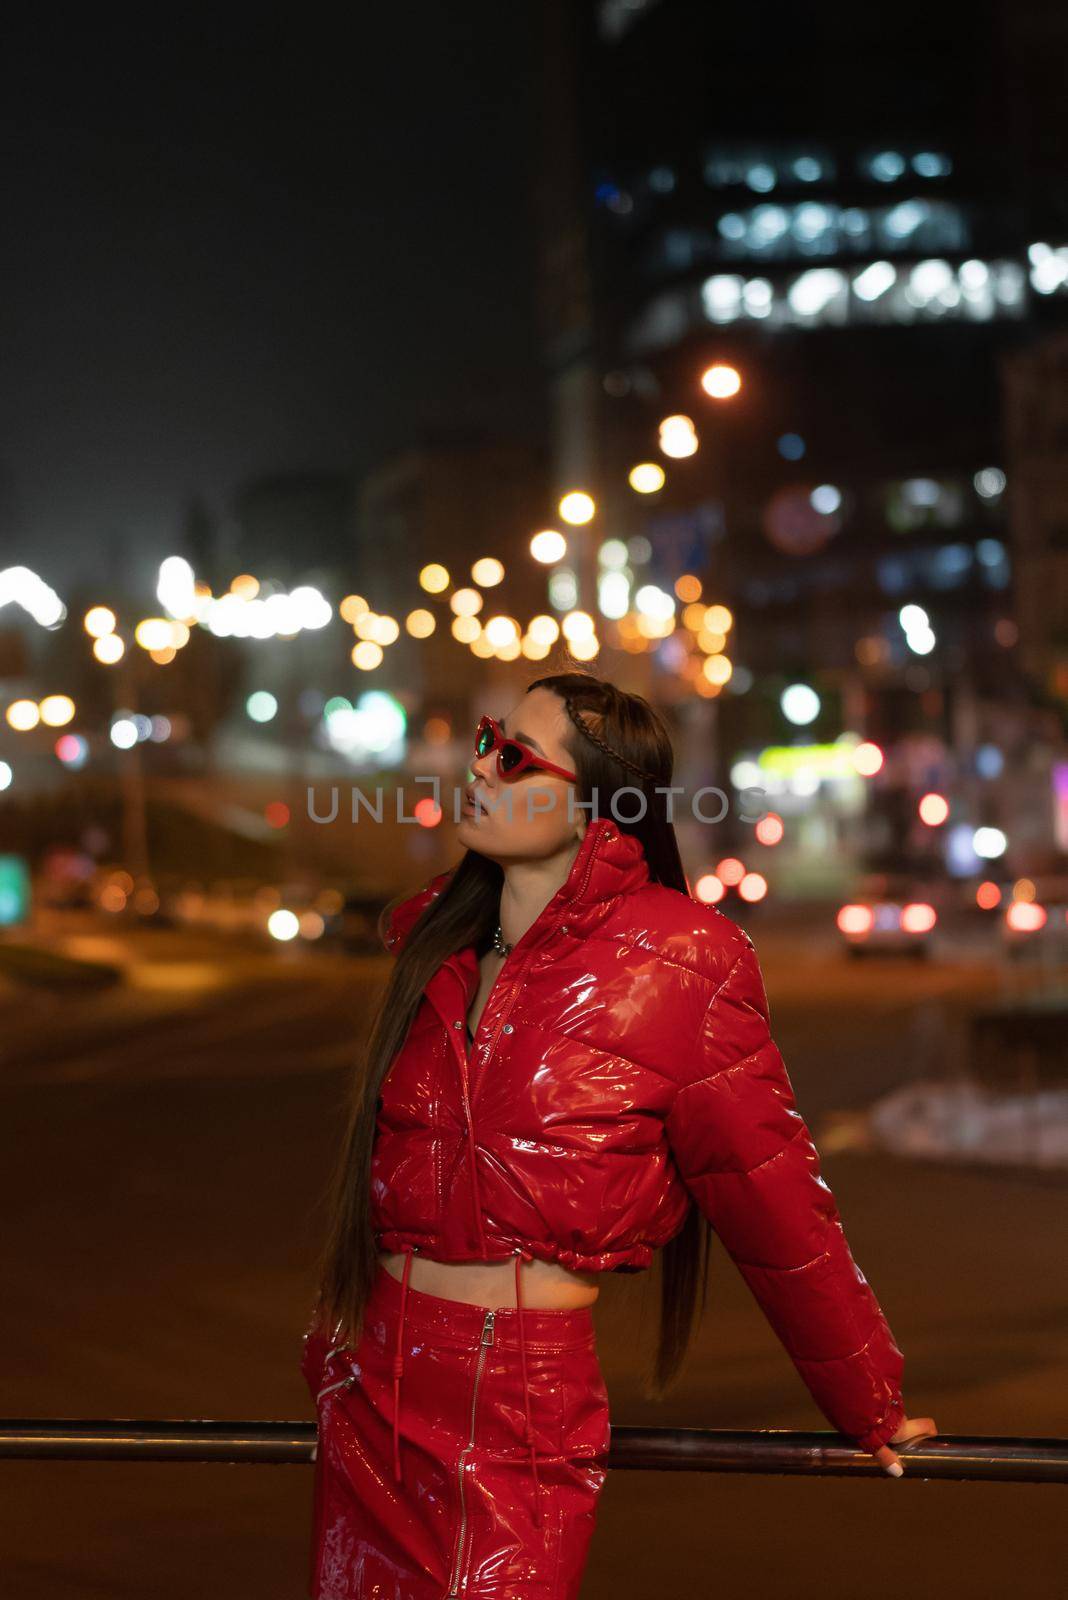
[890,1415,939,1449]
[873,1414,939,1475]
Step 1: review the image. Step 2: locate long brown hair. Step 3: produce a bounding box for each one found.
[307,670,713,1397]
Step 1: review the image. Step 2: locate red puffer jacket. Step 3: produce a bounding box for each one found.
[369,813,906,1455]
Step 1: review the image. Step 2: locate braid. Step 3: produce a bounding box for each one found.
[562,695,661,786]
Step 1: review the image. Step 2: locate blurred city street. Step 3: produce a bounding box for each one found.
[3,1,1068,1594]
[1,913,1064,1598]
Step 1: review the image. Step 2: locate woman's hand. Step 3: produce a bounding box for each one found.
[874,1414,939,1476]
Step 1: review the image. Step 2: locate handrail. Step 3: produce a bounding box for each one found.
[1,1420,1065,1484]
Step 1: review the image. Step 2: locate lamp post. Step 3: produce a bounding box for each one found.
[112,645,149,883]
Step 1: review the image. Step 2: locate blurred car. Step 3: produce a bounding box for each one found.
[836,872,940,958]
[994,875,1068,959]
[330,892,389,954]
[35,847,96,909]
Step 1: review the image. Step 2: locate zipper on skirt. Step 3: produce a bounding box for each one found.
[446,1308,496,1597]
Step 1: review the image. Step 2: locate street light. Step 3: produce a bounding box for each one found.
[559,492,596,525]
[530,529,567,563]
[700,363,742,399]
[658,415,699,458]
[628,463,666,494]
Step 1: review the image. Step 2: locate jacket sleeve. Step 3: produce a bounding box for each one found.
[663,932,907,1454]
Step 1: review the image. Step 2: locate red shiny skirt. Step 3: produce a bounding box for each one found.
[302,1262,611,1599]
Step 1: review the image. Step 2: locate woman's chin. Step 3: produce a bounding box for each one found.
[456,812,483,843]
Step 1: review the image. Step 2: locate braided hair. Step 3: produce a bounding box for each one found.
[560,693,662,787]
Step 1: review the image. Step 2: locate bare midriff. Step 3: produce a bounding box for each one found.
[378,1250,601,1311]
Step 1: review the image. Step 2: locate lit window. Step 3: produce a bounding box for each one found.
[993,261,1026,304]
[701,274,745,323]
[717,213,747,241]
[909,259,954,302]
[928,545,972,587]
[853,261,896,301]
[974,468,1006,499]
[960,259,989,292]
[1030,247,1068,294]
[793,156,823,182]
[869,150,906,182]
[787,268,846,317]
[746,163,776,192]
[913,151,952,178]
[742,278,773,317]
[884,200,929,238]
[793,203,831,240]
[750,205,789,242]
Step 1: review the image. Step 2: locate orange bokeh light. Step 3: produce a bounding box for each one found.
[1006,901,1046,932]
[755,813,784,846]
[918,792,949,826]
[837,904,874,936]
[852,741,884,777]
[700,363,742,399]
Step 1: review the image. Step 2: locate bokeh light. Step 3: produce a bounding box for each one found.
[628,463,666,494]
[530,530,567,564]
[38,695,75,727]
[419,564,450,594]
[558,492,596,525]
[84,606,116,637]
[700,363,742,398]
[919,792,950,826]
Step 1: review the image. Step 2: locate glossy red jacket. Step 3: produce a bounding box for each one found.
[370,814,907,1454]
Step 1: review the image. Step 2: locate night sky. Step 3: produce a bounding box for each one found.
[1,7,543,592]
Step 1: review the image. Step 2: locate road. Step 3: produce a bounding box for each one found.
[0,912,1064,1598]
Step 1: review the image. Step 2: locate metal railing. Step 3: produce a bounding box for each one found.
[2,1420,1065,1484]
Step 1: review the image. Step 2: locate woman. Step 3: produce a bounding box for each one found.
[301,671,936,1599]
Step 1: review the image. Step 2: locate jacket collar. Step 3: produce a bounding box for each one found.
[541,812,650,913]
[426,815,649,1014]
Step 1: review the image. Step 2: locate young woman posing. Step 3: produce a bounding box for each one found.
[300,671,936,1599]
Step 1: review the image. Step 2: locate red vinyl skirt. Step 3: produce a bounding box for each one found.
[303,1260,611,1599]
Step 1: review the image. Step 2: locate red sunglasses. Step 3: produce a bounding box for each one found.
[473,714,577,783]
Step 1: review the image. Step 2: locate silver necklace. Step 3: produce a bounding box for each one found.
[492,923,513,957]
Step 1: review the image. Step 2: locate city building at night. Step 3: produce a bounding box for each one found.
[535,0,1068,887]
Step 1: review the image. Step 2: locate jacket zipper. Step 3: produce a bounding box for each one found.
[446,1308,496,1598]
[315,1370,356,1403]
[442,824,607,1257]
[472,824,606,1107]
[443,1016,485,1252]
